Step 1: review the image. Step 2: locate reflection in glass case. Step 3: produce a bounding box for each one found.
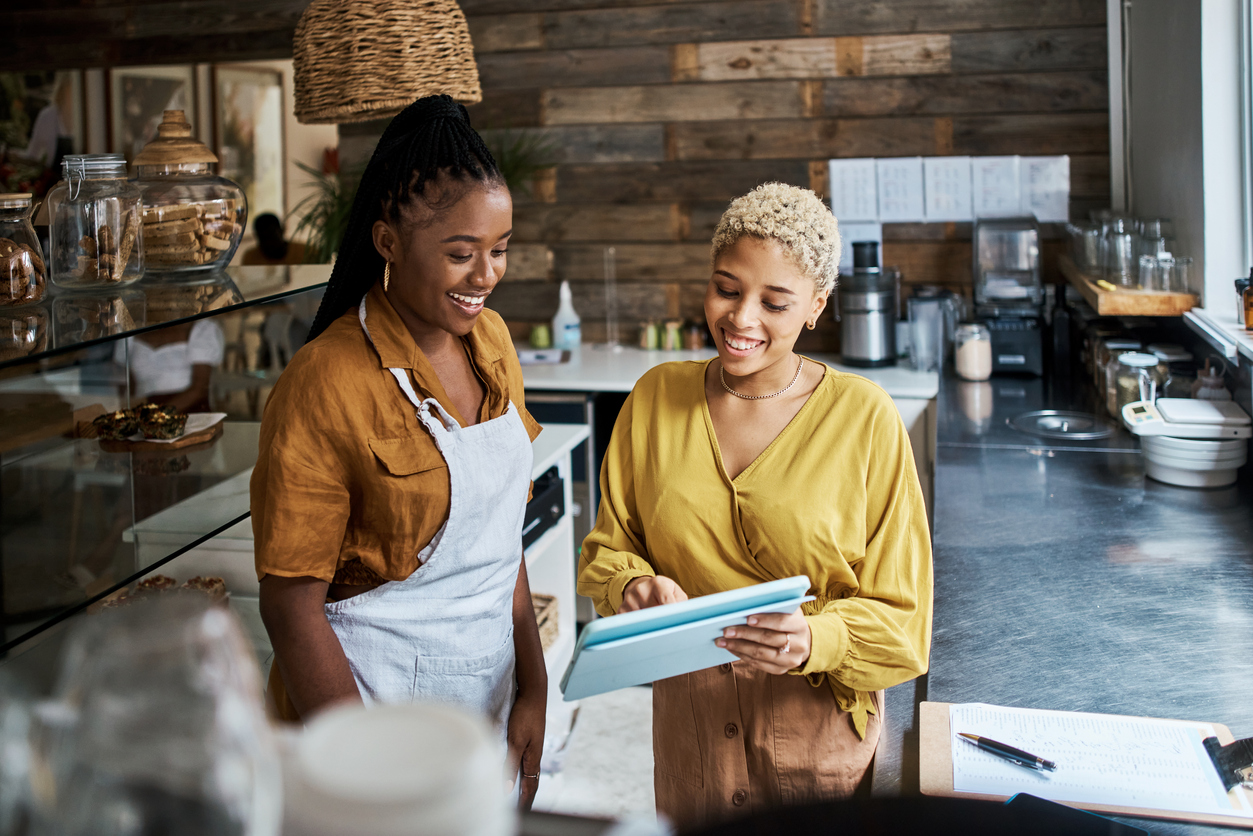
[0,266,326,678]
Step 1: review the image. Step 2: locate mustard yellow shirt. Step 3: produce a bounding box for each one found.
[577,359,933,737]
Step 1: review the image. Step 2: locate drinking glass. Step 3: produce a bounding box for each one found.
[907,296,943,372]
[1170,257,1192,293]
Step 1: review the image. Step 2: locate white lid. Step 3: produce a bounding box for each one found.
[1148,343,1191,362]
[1118,352,1159,368]
[1156,398,1252,426]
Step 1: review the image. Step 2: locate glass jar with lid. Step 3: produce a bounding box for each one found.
[954,323,992,381]
[47,154,144,288]
[132,111,246,274]
[1106,352,1165,417]
[0,193,46,307]
[1094,337,1141,390]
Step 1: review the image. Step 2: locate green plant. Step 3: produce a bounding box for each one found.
[289,160,364,264]
[481,128,559,197]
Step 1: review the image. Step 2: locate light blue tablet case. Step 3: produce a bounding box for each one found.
[560,576,813,701]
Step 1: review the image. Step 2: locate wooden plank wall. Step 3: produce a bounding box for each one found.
[463,0,1110,349]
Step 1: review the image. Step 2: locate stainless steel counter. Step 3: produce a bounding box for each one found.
[873,373,1253,834]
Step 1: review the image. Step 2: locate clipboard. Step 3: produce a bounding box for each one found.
[559,576,813,701]
[920,701,1253,829]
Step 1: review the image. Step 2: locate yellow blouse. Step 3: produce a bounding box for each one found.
[577,359,933,737]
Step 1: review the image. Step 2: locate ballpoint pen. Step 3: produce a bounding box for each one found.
[958,733,1057,772]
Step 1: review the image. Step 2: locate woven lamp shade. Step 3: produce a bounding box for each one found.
[293,0,482,125]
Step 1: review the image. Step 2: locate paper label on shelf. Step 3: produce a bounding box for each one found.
[837,222,883,273]
[950,703,1253,818]
[876,157,925,222]
[828,158,879,222]
[924,156,973,222]
[1020,155,1070,222]
[972,157,1022,218]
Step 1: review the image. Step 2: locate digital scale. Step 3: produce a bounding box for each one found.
[1121,399,1252,439]
[1122,398,1251,488]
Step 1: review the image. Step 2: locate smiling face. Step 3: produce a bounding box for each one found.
[705,235,828,378]
[371,178,513,343]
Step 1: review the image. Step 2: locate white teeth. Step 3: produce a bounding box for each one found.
[725,335,761,351]
[449,292,485,306]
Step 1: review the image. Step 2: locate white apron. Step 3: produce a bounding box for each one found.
[324,299,534,734]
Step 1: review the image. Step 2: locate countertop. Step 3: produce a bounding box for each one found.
[519,345,939,399]
[873,370,1253,834]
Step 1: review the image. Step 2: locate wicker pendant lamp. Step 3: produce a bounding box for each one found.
[293,0,482,125]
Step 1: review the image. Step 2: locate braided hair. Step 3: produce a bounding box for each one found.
[306,94,503,340]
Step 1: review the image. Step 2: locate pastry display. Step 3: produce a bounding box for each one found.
[142,200,241,268]
[100,574,228,610]
[134,574,178,594]
[47,154,144,288]
[136,403,188,439]
[0,194,47,306]
[91,409,141,441]
[181,576,227,604]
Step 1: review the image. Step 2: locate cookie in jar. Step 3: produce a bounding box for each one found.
[47,154,144,288]
[0,193,47,307]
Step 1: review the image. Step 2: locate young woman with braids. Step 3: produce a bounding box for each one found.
[250,95,547,806]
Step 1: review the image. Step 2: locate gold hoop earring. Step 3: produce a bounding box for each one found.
[806,320,815,330]
[383,262,390,292]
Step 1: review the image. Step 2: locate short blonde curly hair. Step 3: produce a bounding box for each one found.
[711,182,841,295]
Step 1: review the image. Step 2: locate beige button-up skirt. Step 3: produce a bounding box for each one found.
[652,663,882,831]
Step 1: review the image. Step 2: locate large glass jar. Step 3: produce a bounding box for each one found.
[0,303,50,363]
[1106,352,1165,417]
[0,193,46,307]
[47,154,144,288]
[132,111,246,274]
[954,323,992,381]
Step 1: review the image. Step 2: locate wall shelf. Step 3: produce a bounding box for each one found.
[1059,253,1198,317]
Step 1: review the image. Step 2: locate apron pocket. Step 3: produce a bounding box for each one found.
[412,628,516,724]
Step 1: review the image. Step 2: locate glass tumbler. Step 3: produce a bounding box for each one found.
[1170,257,1192,293]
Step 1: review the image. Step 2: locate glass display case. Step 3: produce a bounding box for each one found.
[0,264,329,689]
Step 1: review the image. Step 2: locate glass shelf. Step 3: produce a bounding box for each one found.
[0,264,330,372]
[1,279,328,659]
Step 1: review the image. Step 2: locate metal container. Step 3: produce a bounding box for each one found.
[837,241,896,367]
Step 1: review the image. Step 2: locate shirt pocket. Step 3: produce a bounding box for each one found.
[368,437,447,476]
[362,436,450,540]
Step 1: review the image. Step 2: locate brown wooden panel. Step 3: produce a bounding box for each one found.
[512,204,679,242]
[476,46,671,89]
[481,125,666,165]
[882,241,973,285]
[953,112,1108,155]
[466,89,543,129]
[468,13,544,53]
[2,29,298,70]
[823,71,1107,117]
[1069,153,1109,197]
[11,0,306,40]
[835,34,951,77]
[556,160,810,202]
[670,117,944,160]
[543,81,806,125]
[951,27,1108,73]
[690,38,838,80]
[687,201,733,240]
[503,243,555,281]
[814,0,1105,36]
[542,1,802,49]
[462,0,710,12]
[555,243,710,281]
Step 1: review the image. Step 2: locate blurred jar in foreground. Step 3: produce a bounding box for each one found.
[0,304,50,363]
[29,595,281,836]
[0,193,46,307]
[47,154,144,289]
[954,323,992,381]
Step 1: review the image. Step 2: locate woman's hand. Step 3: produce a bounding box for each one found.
[619,576,688,613]
[716,608,811,674]
[506,688,546,811]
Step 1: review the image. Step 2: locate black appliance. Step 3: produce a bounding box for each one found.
[522,466,564,550]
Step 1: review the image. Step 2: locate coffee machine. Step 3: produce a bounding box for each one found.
[837,241,897,367]
[973,218,1044,376]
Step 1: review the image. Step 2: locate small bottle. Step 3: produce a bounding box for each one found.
[552,280,581,350]
[1243,275,1253,330]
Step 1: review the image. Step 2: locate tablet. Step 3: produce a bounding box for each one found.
[560,576,813,701]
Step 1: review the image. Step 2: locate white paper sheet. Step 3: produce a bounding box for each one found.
[828,158,879,222]
[1020,155,1071,222]
[949,703,1253,819]
[972,157,1021,218]
[924,157,973,222]
[876,157,925,222]
[836,221,882,274]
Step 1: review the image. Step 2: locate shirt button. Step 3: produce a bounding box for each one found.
[732,789,747,807]
[720,663,732,673]
[724,723,738,738]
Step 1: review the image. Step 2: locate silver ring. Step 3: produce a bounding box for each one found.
[783,638,791,655]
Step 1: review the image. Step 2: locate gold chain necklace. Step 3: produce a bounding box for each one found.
[720,356,804,400]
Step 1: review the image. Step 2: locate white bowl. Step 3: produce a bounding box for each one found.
[1145,459,1241,488]
[1141,435,1248,456]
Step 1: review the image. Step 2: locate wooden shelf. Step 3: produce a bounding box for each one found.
[1059,253,1198,316]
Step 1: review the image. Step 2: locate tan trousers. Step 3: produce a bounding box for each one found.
[652,663,882,832]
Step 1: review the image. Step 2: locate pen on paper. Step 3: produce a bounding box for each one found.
[959,733,1058,772]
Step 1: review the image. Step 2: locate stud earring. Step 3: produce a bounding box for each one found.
[806,320,816,330]
[383,262,390,292]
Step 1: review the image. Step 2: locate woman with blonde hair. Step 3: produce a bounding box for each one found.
[578,182,933,828]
